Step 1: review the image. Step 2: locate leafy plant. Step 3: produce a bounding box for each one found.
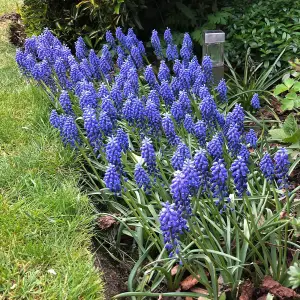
[274,59,300,111]
[226,0,300,69]
[225,49,287,109]
[269,114,300,144]
[16,28,300,299]
[288,262,300,289]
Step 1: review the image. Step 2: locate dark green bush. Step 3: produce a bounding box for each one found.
[20,0,237,50]
[226,0,300,68]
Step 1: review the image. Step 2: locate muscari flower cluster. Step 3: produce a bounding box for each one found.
[16,27,290,258]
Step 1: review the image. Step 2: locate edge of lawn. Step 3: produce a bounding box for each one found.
[0,15,104,300]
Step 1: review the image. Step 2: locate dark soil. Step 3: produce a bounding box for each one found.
[93,237,131,300]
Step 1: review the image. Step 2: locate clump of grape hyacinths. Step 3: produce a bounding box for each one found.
[17,27,291,263]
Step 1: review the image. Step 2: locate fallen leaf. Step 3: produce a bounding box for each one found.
[186,297,193,300]
[181,275,200,291]
[261,276,300,299]
[191,287,209,299]
[239,279,254,300]
[97,215,117,230]
[279,210,287,219]
[171,264,179,276]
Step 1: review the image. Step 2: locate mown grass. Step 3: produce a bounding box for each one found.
[0,8,104,300]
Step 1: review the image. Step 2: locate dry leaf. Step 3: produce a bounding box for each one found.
[158,295,163,300]
[181,275,200,291]
[186,297,193,300]
[261,276,300,299]
[97,215,117,230]
[171,264,179,276]
[239,279,254,300]
[191,287,209,299]
[279,210,287,219]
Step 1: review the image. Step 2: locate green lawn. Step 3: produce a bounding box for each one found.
[0,7,104,300]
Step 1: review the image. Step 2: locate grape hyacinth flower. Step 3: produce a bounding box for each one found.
[80,59,93,81]
[171,101,184,124]
[110,84,123,112]
[184,114,194,134]
[61,115,80,148]
[50,109,61,129]
[183,33,193,50]
[180,43,192,65]
[116,27,127,47]
[148,89,160,108]
[202,55,213,83]
[260,153,274,182]
[192,71,207,96]
[141,137,156,173]
[151,29,162,57]
[79,90,98,110]
[105,30,116,48]
[182,159,200,195]
[170,170,192,217]
[210,159,228,202]
[144,65,159,91]
[164,27,173,44]
[251,93,260,109]
[216,79,227,102]
[171,142,191,171]
[226,124,241,155]
[194,121,207,147]
[138,41,146,56]
[231,104,245,133]
[75,37,87,61]
[146,100,162,134]
[194,149,210,192]
[179,91,191,114]
[104,164,121,194]
[207,134,224,160]
[200,96,217,125]
[99,111,113,136]
[59,91,74,115]
[106,136,122,168]
[158,61,170,83]
[239,144,250,163]
[159,201,187,257]
[101,96,117,123]
[83,107,102,151]
[162,114,180,146]
[116,128,129,152]
[274,148,290,188]
[160,80,175,107]
[70,63,85,84]
[230,156,249,196]
[245,129,258,148]
[134,163,151,192]
[131,46,144,69]
[166,44,178,61]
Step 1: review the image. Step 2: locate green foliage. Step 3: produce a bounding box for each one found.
[274,59,300,111]
[226,0,300,68]
[269,114,300,144]
[288,262,300,289]
[21,0,147,49]
[225,49,287,109]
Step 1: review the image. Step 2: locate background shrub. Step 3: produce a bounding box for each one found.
[20,0,239,51]
[225,0,300,68]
